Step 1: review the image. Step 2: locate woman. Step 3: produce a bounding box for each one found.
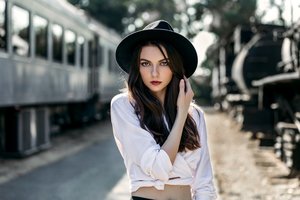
[111,20,217,200]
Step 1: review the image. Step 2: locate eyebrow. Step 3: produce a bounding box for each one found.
[140,58,169,62]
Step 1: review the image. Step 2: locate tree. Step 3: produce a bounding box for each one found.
[122,0,178,34]
[68,0,129,33]
[67,0,179,34]
[192,0,257,39]
[67,0,194,37]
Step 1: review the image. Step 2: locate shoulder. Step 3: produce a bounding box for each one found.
[111,93,128,104]
[110,93,140,128]
[111,92,135,112]
[111,93,131,106]
[190,103,204,121]
[189,104,209,144]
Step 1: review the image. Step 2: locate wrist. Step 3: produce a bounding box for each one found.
[177,108,189,118]
[175,111,188,126]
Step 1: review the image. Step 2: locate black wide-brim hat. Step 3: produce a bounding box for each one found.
[115,20,198,78]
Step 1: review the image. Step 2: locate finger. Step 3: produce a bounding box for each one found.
[179,79,185,95]
[184,77,192,91]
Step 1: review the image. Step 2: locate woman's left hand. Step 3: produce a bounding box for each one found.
[176,76,194,118]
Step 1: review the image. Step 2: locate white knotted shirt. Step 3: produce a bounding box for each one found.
[110,93,217,200]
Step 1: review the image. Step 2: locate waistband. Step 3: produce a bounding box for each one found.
[132,196,153,200]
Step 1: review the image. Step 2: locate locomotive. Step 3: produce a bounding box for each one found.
[211,21,300,176]
[0,0,123,157]
[253,21,300,177]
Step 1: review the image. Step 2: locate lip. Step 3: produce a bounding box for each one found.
[150,81,162,85]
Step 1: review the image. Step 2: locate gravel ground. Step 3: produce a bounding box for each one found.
[205,109,300,200]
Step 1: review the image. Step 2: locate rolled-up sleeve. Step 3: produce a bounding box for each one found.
[110,94,173,181]
[191,109,217,200]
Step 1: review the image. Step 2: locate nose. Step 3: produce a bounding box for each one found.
[151,65,159,77]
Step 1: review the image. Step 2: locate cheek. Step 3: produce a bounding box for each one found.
[139,68,149,81]
[164,69,173,81]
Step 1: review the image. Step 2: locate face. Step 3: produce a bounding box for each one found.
[139,45,173,102]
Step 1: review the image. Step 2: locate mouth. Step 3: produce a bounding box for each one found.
[150,81,162,86]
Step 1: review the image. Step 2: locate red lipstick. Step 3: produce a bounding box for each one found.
[150,81,162,85]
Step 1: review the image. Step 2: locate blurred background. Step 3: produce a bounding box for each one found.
[0,0,300,199]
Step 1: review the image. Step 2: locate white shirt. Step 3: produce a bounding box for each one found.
[110,93,217,200]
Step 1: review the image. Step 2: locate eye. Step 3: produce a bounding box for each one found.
[160,60,169,66]
[140,61,150,67]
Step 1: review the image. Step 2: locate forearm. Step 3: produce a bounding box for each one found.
[161,113,186,164]
[162,78,193,164]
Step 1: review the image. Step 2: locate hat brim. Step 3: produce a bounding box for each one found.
[115,29,198,78]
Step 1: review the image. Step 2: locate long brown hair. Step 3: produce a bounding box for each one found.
[127,40,200,152]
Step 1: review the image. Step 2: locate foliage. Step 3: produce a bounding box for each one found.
[67,0,179,34]
[67,0,129,33]
[67,0,200,37]
[67,0,292,41]
[122,0,178,33]
[193,0,257,39]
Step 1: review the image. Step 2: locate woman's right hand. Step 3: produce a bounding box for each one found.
[176,77,194,118]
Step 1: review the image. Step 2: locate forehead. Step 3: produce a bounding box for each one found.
[140,44,168,59]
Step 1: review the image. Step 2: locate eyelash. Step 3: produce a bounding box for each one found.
[140,61,169,67]
[161,61,169,66]
[140,62,150,67]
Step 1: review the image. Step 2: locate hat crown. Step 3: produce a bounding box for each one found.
[116,20,198,77]
[143,20,174,32]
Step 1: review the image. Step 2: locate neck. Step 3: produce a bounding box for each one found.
[153,91,166,105]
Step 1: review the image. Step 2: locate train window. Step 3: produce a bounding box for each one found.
[52,24,63,63]
[97,44,103,66]
[34,15,48,59]
[65,29,76,66]
[78,36,85,67]
[0,0,6,50]
[12,5,30,57]
[88,39,96,68]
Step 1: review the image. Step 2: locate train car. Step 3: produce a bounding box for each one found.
[252,21,300,177]
[0,0,122,157]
